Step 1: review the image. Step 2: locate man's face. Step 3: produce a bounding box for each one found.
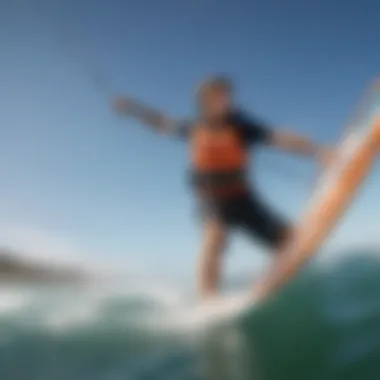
[202,89,232,118]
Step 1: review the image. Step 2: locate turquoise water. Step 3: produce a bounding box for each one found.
[0,249,379,380]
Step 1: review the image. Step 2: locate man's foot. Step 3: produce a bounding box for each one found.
[250,283,268,304]
[200,291,219,304]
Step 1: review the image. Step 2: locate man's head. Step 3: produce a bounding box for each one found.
[197,75,233,119]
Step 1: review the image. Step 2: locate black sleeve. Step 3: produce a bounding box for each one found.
[171,119,192,140]
[231,110,274,146]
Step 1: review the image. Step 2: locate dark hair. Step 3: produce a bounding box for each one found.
[197,75,233,100]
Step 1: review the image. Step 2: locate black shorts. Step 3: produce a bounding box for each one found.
[201,190,290,249]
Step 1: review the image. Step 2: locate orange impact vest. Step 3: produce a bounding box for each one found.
[189,123,249,197]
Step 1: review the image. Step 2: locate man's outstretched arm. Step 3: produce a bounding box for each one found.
[113,96,183,135]
[270,130,333,165]
[236,111,332,164]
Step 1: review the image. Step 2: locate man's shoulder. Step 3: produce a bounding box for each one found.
[229,108,273,144]
[228,108,262,128]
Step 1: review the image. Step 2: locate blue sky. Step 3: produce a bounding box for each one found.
[0,0,379,277]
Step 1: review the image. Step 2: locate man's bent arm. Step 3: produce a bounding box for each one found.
[270,130,326,157]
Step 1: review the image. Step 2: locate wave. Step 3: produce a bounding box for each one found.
[0,248,379,380]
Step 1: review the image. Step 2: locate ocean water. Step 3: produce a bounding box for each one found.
[0,249,379,380]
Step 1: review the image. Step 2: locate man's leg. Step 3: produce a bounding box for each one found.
[236,192,290,250]
[252,229,299,301]
[197,218,228,300]
[234,193,295,300]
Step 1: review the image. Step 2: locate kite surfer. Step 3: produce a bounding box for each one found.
[114,75,332,301]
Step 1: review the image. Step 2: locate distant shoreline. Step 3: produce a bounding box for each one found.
[0,248,88,285]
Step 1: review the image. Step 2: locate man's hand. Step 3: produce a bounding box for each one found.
[112,96,175,133]
[317,146,336,169]
[113,97,135,115]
